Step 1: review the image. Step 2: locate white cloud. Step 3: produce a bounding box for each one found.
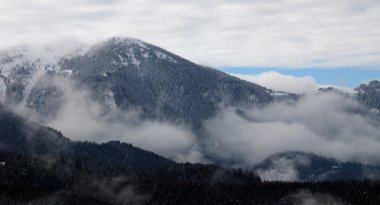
[1,0,380,68]
[231,71,319,93]
[231,71,357,94]
[43,77,206,163]
[256,156,302,181]
[204,93,380,168]
[286,191,343,205]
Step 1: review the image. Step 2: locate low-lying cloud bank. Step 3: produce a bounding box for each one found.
[10,76,380,178]
[24,77,206,163]
[255,153,311,181]
[230,71,355,94]
[204,93,380,168]
[285,191,343,205]
[231,71,319,94]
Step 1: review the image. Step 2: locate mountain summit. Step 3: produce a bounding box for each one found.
[1,37,273,129]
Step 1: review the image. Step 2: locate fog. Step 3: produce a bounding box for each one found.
[204,93,380,167]
[255,153,311,181]
[44,78,205,163]
[285,191,343,205]
[11,76,380,177]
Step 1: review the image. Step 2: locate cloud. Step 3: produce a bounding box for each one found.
[1,0,380,68]
[230,71,319,93]
[256,153,311,181]
[14,75,380,171]
[43,77,205,163]
[285,191,343,205]
[204,93,380,168]
[231,71,357,94]
[255,157,300,181]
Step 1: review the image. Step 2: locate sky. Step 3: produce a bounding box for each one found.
[1,0,380,87]
[222,67,380,89]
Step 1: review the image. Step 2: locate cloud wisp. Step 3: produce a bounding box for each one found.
[284,191,343,205]
[231,71,319,93]
[230,71,357,94]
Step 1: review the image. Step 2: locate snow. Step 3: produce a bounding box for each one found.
[61,69,73,75]
[371,108,379,114]
[0,37,179,108]
[127,48,141,67]
[154,50,177,63]
[118,54,129,66]
[112,37,147,49]
[111,60,118,66]
[271,91,290,97]
[248,95,257,101]
[104,37,179,70]
[0,42,87,106]
[104,91,117,111]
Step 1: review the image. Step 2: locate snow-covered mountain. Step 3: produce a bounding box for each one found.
[0,42,87,105]
[0,37,273,129]
[1,37,380,182]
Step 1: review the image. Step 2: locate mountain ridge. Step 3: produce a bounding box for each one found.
[1,37,274,130]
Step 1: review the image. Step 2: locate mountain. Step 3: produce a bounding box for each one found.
[0,37,273,130]
[356,80,380,114]
[2,37,380,183]
[254,151,380,181]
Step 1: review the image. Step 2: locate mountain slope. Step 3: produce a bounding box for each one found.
[1,37,273,130]
[0,104,173,170]
[356,80,380,114]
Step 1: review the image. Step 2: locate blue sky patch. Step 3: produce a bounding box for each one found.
[219,67,380,88]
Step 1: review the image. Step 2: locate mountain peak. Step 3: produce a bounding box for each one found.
[106,36,148,48]
[88,36,178,66]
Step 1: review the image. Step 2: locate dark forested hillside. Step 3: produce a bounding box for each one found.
[1,103,380,204]
[0,104,173,171]
[1,152,380,205]
[0,103,70,156]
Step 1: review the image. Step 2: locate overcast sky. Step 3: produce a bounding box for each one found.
[1,0,380,69]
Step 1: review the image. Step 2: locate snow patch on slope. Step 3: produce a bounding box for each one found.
[154,50,177,63]
[0,42,87,105]
[112,37,147,49]
[109,37,177,66]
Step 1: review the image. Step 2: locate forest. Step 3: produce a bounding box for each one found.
[1,103,380,204]
[1,151,380,204]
